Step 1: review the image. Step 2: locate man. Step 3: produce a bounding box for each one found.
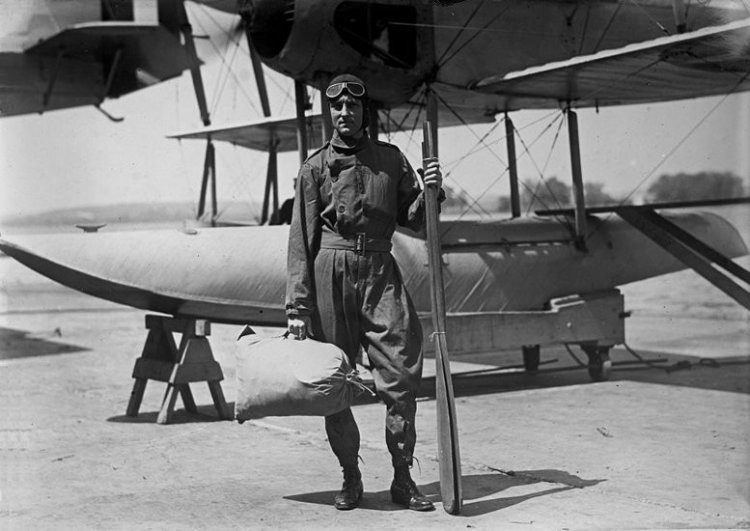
[286,74,442,511]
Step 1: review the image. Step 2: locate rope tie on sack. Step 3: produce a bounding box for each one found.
[346,370,377,396]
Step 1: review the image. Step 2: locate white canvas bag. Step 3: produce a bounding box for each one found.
[235,334,371,421]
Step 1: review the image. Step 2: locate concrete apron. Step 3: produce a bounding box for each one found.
[1,313,749,530]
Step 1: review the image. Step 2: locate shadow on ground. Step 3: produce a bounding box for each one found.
[0,326,88,359]
[418,346,750,399]
[107,347,750,424]
[284,470,604,515]
[107,403,231,424]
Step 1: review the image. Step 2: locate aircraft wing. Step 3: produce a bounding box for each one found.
[25,22,195,89]
[1,22,194,116]
[168,114,324,152]
[168,105,494,152]
[472,19,750,109]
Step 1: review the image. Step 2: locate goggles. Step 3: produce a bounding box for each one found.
[325,81,366,99]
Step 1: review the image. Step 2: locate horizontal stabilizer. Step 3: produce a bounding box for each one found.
[474,19,750,108]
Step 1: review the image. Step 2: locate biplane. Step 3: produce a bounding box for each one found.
[1,0,749,383]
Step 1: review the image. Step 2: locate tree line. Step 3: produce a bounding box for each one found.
[443,171,747,214]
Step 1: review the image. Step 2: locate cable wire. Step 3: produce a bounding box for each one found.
[581,71,750,243]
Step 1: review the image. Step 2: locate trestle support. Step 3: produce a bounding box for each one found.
[126,315,231,424]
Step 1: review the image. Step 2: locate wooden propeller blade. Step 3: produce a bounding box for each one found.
[422,120,462,515]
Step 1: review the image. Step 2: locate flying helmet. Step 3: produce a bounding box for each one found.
[325,74,367,100]
[325,74,370,131]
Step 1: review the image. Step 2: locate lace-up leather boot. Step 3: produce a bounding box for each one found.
[334,465,363,510]
[390,465,434,511]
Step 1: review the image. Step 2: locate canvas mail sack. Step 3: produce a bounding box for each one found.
[235,334,371,421]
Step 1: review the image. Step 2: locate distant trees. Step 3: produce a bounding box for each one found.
[441,185,473,213]
[583,182,621,206]
[517,177,620,211]
[497,195,513,213]
[645,172,746,202]
[521,177,571,210]
[456,171,746,215]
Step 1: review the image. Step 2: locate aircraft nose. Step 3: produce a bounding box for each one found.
[240,0,295,59]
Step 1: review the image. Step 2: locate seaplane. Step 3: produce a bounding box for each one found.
[1,0,749,390]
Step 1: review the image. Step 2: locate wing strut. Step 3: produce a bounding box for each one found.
[616,206,750,310]
[179,0,216,224]
[504,113,521,218]
[294,80,309,164]
[242,10,284,224]
[42,51,64,111]
[249,46,271,117]
[197,141,217,221]
[671,0,686,33]
[566,109,587,251]
[260,140,279,225]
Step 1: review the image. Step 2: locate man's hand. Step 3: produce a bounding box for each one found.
[421,157,442,189]
[287,316,311,340]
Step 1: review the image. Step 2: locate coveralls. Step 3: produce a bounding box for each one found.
[286,132,430,468]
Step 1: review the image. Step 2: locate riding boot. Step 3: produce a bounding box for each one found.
[390,465,434,511]
[334,465,363,510]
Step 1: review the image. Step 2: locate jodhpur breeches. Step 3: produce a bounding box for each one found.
[311,247,423,467]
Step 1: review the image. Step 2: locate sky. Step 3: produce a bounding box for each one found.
[1,4,749,220]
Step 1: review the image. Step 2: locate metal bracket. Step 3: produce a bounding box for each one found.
[93,48,125,122]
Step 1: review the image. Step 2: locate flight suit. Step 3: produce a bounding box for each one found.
[286,133,430,468]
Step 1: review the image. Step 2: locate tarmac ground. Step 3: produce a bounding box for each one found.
[1,288,749,530]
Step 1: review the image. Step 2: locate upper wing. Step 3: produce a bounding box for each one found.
[1,22,195,117]
[24,22,195,92]
[471,19,750,110]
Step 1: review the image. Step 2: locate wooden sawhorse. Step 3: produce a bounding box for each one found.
[126,315,231,424]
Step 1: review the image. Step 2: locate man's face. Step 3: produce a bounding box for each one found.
[329,94,364,138]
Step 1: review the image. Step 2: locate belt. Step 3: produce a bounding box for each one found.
[320,231,392,255]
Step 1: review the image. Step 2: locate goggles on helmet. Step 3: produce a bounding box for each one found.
[325,81,366,99]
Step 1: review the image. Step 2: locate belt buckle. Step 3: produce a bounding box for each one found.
[355,233,365,255]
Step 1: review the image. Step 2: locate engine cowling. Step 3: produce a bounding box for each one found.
[241,0,435,105]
